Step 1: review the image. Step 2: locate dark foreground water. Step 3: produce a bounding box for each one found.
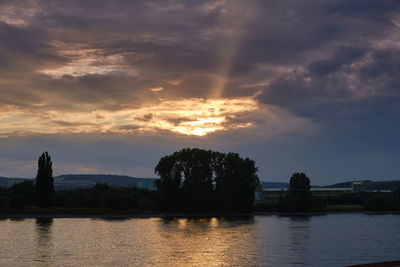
[0,214,399,266]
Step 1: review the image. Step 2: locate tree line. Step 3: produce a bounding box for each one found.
[0,149,260,212]
[1,150,399,213]
[0,152,157,210]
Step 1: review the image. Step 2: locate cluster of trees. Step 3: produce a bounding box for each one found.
[155,148,260,212]
[53,183,157,210]
[0,180,35,209]
[0,149,260,213]
[0,152,157,210]
[0,181,157,210]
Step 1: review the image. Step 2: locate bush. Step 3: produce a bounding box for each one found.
[0,196,8,208]
[9,195,25,209]
[103,188,128,210]
[312,198,327,212]
[10,180,35,206]
[137,197,157,210]
[364,194,391,211]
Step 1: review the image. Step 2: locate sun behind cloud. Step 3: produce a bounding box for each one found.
[0,97,260,137]
[130,97,259,136]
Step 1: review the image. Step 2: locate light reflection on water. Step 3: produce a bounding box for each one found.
[0,214,399,266]
[156,216,256,266]
[34,218,54,265]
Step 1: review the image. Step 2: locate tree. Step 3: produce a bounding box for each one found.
[290,172,310,192]
[283,172,312,211]
[35,152,54,206]
[154,148,259,212]
[214,152,260,212]
[179,148,214,211]
[154,152,183,211]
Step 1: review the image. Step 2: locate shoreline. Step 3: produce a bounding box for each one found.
[1,211,399,219]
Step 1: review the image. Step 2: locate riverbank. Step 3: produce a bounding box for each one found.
[0,206,399,219]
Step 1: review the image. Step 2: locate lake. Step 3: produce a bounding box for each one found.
[0,214,399,266]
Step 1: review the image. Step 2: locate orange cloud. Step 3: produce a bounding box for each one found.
[0,97,262,137]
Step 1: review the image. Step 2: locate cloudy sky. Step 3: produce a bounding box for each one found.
[1,0,400,184]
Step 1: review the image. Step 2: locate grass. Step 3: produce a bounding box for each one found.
[254,201,366,213]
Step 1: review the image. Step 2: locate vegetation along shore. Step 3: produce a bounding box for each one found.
[1,148,399,216]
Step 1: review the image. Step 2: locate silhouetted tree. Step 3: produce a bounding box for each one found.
[180,148,214,211]
[154,152,183,211]
[290,172,310,192]
[214,152,259,212]
[155,148,259,212]
[35,152,54,206]
[282,172,312,211]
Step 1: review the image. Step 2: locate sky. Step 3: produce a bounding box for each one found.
[1,0,400,184]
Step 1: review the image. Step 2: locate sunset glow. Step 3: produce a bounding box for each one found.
[1,0,399,182]
[0,98,260,137]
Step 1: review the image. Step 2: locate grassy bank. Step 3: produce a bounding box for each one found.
[254,200,366,212]
[0,206,160,216]
[326,205,364,212]
[0,204,388,218]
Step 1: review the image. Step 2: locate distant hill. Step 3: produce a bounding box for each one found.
[0,177,31,188]
[2,175,399,191]
[262,182,289,189]
[0,175,157,190]
[54,174,157,190]
[262,180,400,191]
[324,180,400,191]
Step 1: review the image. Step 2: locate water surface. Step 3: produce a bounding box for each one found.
[0,214,399,266]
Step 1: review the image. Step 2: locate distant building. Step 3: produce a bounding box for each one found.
[258,182,370,201]
[311,187,353,198]
[351,182,364,192]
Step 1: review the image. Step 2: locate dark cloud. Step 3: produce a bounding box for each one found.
[259,44,400,123]
[308,47,366,75]
[256,0,400,127]
[1,0,400,182]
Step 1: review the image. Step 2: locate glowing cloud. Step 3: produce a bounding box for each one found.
[0,98,261,137]
[40,47,137,77]
[149,87,164,92]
